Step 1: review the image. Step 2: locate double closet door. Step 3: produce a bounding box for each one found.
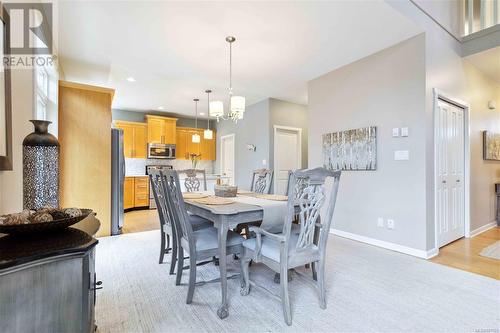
[436,99,466,247]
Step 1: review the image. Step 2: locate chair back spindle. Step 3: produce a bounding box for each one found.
[284,168,341,254]
[149,170,173,231]
[161,170,195,247]
[178,169,207,192]
[251,169,273,194]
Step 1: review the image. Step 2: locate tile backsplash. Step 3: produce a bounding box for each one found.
[125,158,214,176]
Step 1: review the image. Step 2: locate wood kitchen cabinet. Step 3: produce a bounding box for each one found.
[114,121,147,158]
[134,177,149,207]
[124,176,150,210]
[175,127,215,161]
[146,115,177,144]
[124,177,135,209]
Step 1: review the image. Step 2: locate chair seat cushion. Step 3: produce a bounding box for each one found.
[188,214,212,231]
[193,227,245,252]
[242,232,319,264]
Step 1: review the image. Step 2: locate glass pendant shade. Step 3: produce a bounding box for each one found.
[231,95,245,119]
[203,129,213,140]
[209,100,224,118]
[192,133,201,143]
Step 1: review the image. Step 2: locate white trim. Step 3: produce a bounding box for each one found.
[330,229,437,259]
[469,221,497,238]
[220,133,235,186]
[273,125,302,194]
[433,89,471,253]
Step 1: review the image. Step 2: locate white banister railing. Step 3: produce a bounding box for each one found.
[464,0,500,36]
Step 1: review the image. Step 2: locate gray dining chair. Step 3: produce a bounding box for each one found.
[161,169,245,304]
[235,168,274,239]
[149,171,211,273]
[178,169,207,192]
[250,168,273,194]
[240,167,341,326]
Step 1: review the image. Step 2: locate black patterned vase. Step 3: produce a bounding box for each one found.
[23,120,59,210]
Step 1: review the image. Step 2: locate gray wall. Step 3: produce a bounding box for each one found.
[269,98,308,170]
[112,109,216,129]
[389,0,500,247]
[215,98,309,191]
[308,35,428,251]
[215,100,270,190]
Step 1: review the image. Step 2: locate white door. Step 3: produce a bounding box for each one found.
[274,126,302,195]
[436,99,465,247]
[220,134,235,185]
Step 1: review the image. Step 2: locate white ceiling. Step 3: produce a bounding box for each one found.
[58,1,421,116]
[465,46,500,85]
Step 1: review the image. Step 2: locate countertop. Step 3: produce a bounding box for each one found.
[0,214,100,270]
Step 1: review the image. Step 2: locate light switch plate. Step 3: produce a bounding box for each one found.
[392,128,400,137]
[387,219,395,229]
[377,217,384,228]
[394,150,410,160]
[401,127,409,137]
[262,159,267,166]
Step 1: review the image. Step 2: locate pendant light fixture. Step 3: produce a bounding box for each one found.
[210,36,245,123]
[227,36,245,120]
[204,90,214,140]
[192,98,201,143]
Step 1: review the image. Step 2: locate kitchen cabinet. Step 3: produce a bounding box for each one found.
[114,121,147,158]
[146,115,177,144]
[124,177,135,209]
[124,176,150,210]
[175,127,216,161]
[134,177,149,207]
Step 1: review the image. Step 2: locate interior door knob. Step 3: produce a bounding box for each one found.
[442,180,446,183]
[456,179,461,182]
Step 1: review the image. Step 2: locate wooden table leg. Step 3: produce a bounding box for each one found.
[216,217,229,319]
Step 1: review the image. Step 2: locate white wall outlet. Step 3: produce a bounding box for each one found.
[377,217,384,228]
[394,150,410,161]
[392,128,400,137]
[401,127,409,137]
[387,219,395,229]
[262,159,267,166]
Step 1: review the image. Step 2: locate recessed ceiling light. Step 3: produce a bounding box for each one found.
[158,106,164,110]
[126,77,136,82]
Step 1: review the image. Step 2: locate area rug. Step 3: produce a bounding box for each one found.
[94,230,498,332]
[479,240,500,260]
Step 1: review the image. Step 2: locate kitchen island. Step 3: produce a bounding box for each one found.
[0,214,101,333]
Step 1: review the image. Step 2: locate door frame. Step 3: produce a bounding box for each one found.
[220,133,236,185]
[273,125,302,194]
[433,88,471,252]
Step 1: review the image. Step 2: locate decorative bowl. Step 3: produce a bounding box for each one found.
[0,209,93,235]
[214,185,238,197]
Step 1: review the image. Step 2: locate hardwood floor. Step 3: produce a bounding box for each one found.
[122,209,160,234]
[430,227,499,280]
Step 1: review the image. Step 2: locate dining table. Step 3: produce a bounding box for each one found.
[183,192,298,320]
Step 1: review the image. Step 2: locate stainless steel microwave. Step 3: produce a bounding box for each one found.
[147,143,176,159]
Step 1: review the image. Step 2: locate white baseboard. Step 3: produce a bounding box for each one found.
[469,221,497,238]
[329,228,437,259]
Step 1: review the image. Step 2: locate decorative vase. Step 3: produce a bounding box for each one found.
[23,120,59,210]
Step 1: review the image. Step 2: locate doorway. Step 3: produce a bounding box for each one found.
[220,134,235,185]
[274,126,302,195]
[434,89,470,249]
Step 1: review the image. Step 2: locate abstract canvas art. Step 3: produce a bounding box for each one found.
[322,126,377,171]
[483,131,500,161]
